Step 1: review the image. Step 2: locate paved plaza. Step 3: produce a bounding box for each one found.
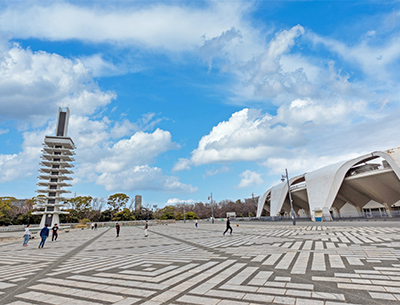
[1,221,400,305]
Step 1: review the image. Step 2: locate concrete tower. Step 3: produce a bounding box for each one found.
[135,195,142,211]
[33,107,75,228]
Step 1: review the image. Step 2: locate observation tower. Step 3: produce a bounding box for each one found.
[33,107,75,228]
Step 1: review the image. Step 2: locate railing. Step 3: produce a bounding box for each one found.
[290,182,307,191]
[0,224,40,232]
[59,219,175,228]
[256,210,400,222]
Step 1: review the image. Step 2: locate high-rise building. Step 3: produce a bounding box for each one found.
[135,195,142,211]
[33,107,75,228]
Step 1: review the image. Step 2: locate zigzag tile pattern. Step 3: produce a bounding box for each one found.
[1,223,400,304]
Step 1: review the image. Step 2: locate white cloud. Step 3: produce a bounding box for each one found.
[0,113,196,194]
[237,170,263,188]
[0,44,115,126]
[275,97,367,127]
[166,198,196,205]
[66,116,194,193]
[79,54,121,77]
[262,151,362,176]
[96,165,197,193]
[262,105,400,177]
[0,2,250,52]
[0,126,53,183]
[203,24,309,103]
[79,53,144,77]
[180,93,393,170]
[0,40,191,193]
[95,129,178,173]
[172,158,192,172]
[203,166,230,177]
[0,129,9,135]
[308,32,400,82]
[189,108,305,166]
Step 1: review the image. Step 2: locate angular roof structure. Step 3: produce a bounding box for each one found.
[256,147,400,221]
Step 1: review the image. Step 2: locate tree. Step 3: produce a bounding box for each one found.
[134,207,153,220]
[186,211,199,219]
[0,197,16,225]
[107,193,129,219]
[175,212,184,220]
[68,196,93,219]
[113,208,135,221]
[155,206,175,220]
[100,209,112,222]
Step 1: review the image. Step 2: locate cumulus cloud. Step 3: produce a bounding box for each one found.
[0,113,196,194]
[262,105,400,177]
[275,97,367,127]
[237,170,264,188]
[67,117,195,193]
[179,92,390,170]
[97,165,197,193]
[0,126,53,183]
[0,129,9,135]
[95,129,178,173]
[172,158,192,172]
[0,38,194,194]
[200,27,242,70]
[0,44,115,126]
[166,198,196,205]
[262,151,362,176]
[189,108,305,166]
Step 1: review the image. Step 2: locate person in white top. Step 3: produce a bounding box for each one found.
[23,224,30,246]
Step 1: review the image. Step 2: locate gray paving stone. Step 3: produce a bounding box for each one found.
[0,222,400,305]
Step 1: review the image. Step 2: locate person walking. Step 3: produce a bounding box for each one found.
[91,222,94,230]
[195,220,198,228]
[144,221,148,237]
[38,224,49,248]
[51,223,59,242]
[223,217,233,236]
[116,223,120,237]
[23,224,30,246]
[94,223,97,230]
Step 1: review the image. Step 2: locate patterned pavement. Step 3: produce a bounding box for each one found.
[1,221,400,304]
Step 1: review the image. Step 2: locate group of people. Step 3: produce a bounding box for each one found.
[115,221,148,238]
[22,223,59,248]
[23,217,233,247]
[193,217,233,235]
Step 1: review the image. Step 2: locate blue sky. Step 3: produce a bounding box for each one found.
[0,0,399,208]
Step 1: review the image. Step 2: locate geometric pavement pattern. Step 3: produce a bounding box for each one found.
[0,222,400,305]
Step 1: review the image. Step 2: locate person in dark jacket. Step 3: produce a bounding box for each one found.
[144,221,148,237]
[51,223,59,242]
[223,217,233,236]
[116,223,120,237]
[39,224,49,248]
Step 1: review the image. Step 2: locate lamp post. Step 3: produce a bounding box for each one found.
[183,205,186,223]
[281,168,296,225]
[209,193,214,224]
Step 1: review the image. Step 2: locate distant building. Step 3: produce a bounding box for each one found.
[244,196,259,205]
[0,198,28,208]
[226,212,236,218]
[11,199,28,208]
[257,147,400,221]
[135,195,142,211]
